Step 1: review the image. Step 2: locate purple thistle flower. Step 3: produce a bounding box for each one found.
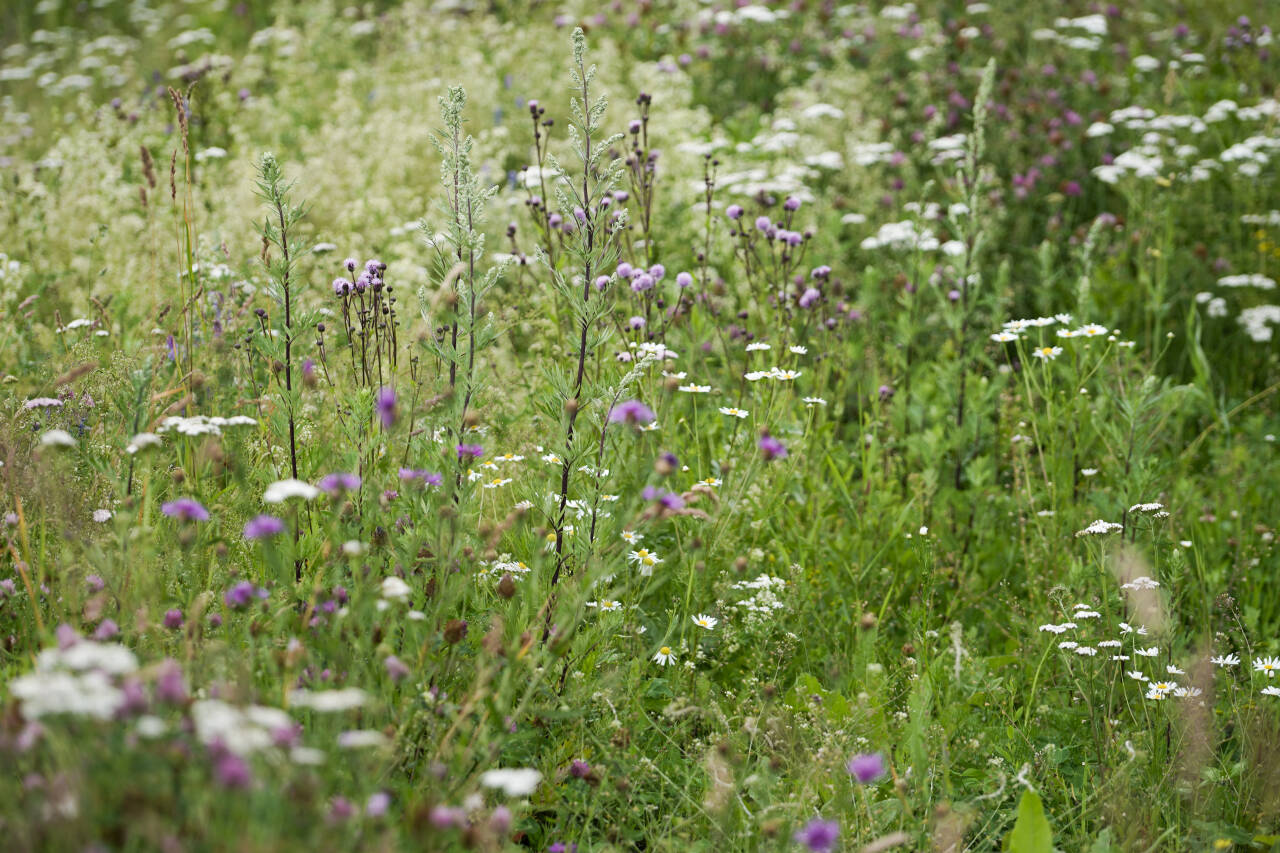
[384,655,411,681]
[93,618,120,640]
[161,498,209,522]
[642,485,685,510]
[366,791,392,818]
[329,796,356,823]
[758,432,788,461]
[456,443,484,460]
[156,659,188,704]
[212,749,253,789]
[376,387,397,429]
[798,287,821,308]
[569,759,591,779]
[726,204,743,220]
[793,818,839,852]
[608,399,656,426]
[163,609,184,630]
[847,752,887,784]
[676,271,693,288]
[243,514,285,541]
[318,472,361,495]
[332,277,352,295]
[225,581,267,610]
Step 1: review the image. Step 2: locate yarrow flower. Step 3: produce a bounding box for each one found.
[263,479,320,503]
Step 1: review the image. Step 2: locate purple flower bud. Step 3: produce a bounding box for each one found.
[344,257,358,273]
[163,609,184,630]
[628,315,646,330]
[629,119,642,133]
[878,384,895,402]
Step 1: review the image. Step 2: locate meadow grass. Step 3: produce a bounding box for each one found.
[2,1,1280,850]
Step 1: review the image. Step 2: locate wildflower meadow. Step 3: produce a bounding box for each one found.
[3,0,1280,849]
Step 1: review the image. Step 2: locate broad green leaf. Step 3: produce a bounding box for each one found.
[1003,791,1053,853]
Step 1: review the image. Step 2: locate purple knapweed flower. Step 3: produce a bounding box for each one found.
[847,752,887,784]
[376,387,397,429]
[642,485,685,510]
[318,472,361,495]
[608,399,656,426]
[243,514,285,541]
[225,581,268,610]
[793,818,839,852]
[329,796,356,823]
[758,432,788,461]
[366,791,391,818]
[156,659,188,704]
[213,748,253,789]
[161,498,209,522]
[384,655,411,682]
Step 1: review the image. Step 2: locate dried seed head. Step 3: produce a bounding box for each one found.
[443,619,468,644]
